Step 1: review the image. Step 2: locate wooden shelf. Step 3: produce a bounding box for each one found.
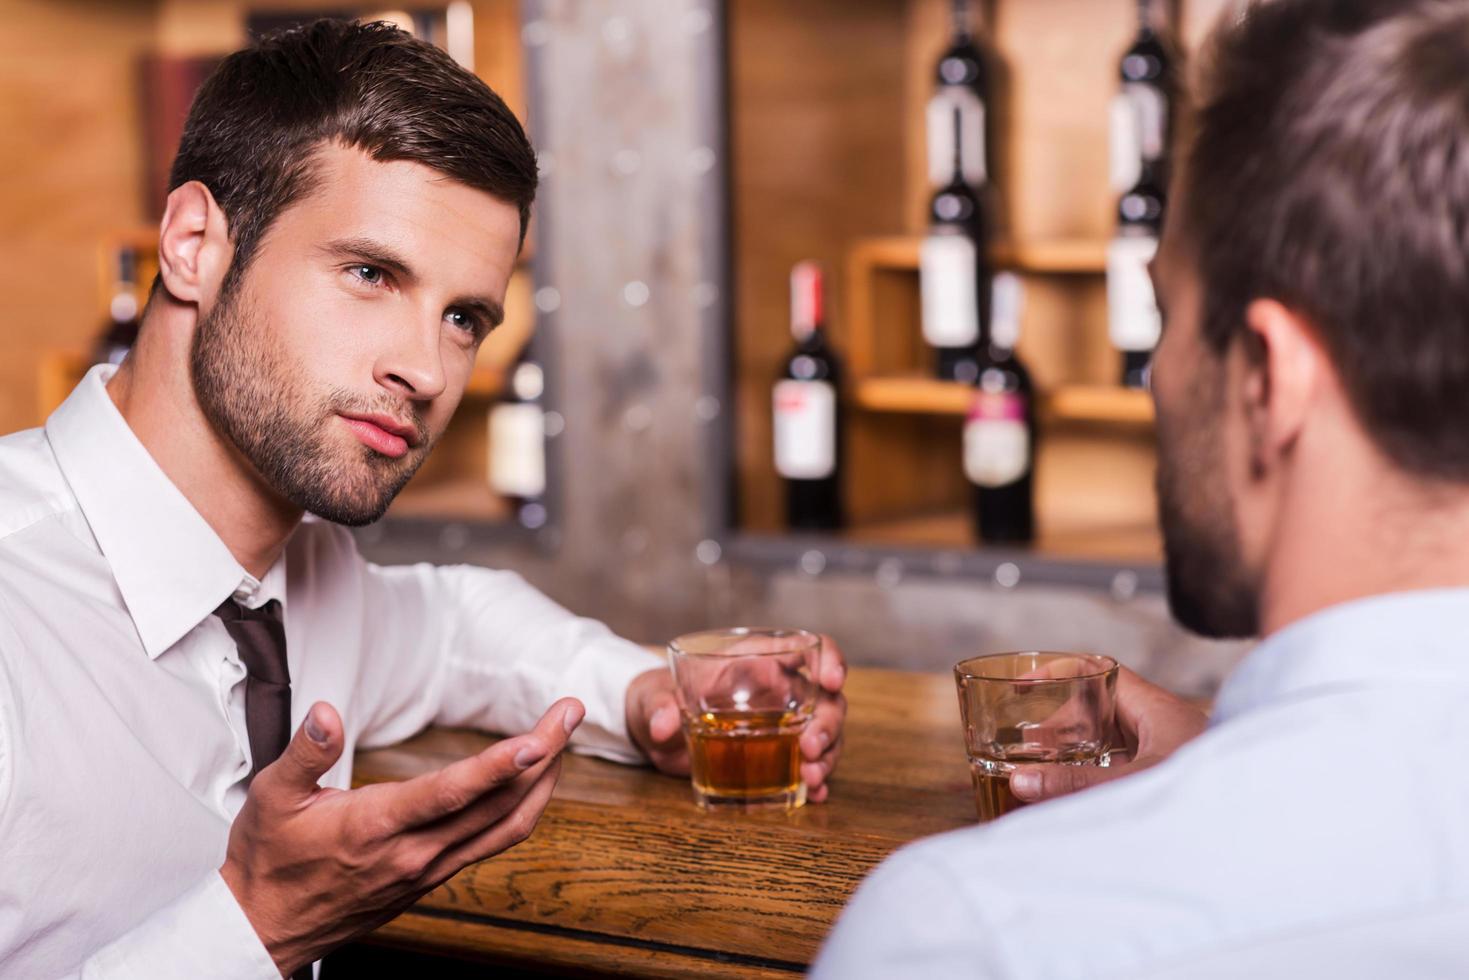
[1046,384,1153,426]
[845,510,1161,564]
[852,376,1155,427]
[850,235,1106,276]
[852,375,971,414]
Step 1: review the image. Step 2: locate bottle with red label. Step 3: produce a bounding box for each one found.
[963,272,1034,544]
[773,261,844,531]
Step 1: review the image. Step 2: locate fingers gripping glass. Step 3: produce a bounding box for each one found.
[954,652,1119,821]
[667,628,823,811]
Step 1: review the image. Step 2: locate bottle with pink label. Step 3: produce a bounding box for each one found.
[963,272,1034,543]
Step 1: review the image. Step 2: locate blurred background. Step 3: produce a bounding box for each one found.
[0,0,1252,695]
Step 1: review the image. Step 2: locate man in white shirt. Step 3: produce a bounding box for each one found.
[815,1,1469,976]
[0,20,847,979]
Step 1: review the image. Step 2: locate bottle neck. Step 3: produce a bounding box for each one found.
[1137,0,1165,33]
[790,262,824,342]
[951,0,974,41]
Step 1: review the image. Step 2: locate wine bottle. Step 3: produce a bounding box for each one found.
[1108,159,1166,388]
[93,245,141,367]
[773,261,843,531]
[1108,0,1174,386]
[488,349,548,530]
[1109,0,1176,195]
[920,106,989,383]
[925,0,988,192]
[964,272,1035,544]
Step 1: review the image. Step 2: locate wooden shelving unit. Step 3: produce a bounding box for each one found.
[853,376,1154,427]
[850,235,1107,277]
[725,0,1232,575]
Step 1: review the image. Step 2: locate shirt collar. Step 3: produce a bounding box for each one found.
[1211,588,1469,725]
[45,364,263,659]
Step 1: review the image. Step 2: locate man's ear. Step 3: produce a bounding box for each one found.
[156,181,233,307]
[1239,298,1324,476]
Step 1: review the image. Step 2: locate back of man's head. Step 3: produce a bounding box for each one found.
[169,18,537,293]
[1184,0,1469,481]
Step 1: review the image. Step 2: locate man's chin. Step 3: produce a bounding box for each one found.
[1163,550,1260,640]
[283,471,413,527]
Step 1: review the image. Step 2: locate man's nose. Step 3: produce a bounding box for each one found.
[373,313,447,402]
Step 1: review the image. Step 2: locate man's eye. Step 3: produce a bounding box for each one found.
[446,309,483,335]
[350,265,385,286]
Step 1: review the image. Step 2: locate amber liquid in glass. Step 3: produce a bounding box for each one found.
[971,767,1024,821]
[970,747,1104,822]
[687,709,803,803]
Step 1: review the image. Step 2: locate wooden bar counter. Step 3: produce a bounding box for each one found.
[350,668,976,978]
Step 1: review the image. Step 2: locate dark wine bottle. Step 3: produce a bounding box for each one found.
[964,272,1035,544]
[1108,159,1166,388]
[93,245,141,367]
[488,349,548,530]
[1110,0,1176,194]
[773,261,843,531]
[1108,0,1175,387]
[920,106,989,383]
[925,0,989,192]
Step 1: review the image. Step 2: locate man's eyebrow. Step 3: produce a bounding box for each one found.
[321,237,419,284]
[321,237,504,328]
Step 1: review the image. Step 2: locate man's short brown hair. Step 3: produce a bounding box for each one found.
[168,18,537,292]
[1182,0,1469,480]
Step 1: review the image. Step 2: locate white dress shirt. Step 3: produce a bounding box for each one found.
[0,365,662,979]
[814,589,1469,979]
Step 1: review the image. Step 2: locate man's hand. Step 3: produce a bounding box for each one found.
[1009,667,1206,804]
[625,634,849,803]
[220,697,584,976]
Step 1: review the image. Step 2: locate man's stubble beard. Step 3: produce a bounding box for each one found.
[189,272,431,526]
[1155,369,1261,639]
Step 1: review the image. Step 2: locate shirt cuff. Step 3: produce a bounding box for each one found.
[81,871,282,980]
[563,638,665,765]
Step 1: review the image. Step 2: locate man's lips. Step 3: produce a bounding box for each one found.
[339,413,419,458]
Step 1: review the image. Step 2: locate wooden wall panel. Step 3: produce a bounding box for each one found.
[0,0,158,436]
[729,0,910,533]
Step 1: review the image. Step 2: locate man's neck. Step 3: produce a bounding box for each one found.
[1258,430,1469,636]
[107,311,302,580]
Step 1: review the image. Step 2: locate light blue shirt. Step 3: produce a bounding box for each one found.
[813,590,1469,979]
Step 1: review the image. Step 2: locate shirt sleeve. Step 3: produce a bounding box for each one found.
[810,844,1009,980]
[77,872,282,980]
[353,557,662,764]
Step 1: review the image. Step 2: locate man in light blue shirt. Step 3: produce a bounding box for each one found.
[815,1,1469,976]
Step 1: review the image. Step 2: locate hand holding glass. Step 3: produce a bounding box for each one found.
[667,628,822,810]
[954,652,1118,821]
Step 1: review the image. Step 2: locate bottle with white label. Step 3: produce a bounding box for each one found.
[773,261,843,531]
[488,350,549,530]
[1108,0,1174,387]
[1109,0,1176,195]
[925,0,988,192]
[964,272,1034,544]
[1108,159,1166,387]
[920,105,988,383]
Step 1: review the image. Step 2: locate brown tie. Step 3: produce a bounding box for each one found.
[214,598,315,980]
[213,598,293,784]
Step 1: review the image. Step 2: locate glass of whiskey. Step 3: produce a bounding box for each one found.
[667,628,823,811]
[954,652,1119,821]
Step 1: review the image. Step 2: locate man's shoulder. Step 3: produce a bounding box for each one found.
[0,426,75,542]
[845,698,1469,978]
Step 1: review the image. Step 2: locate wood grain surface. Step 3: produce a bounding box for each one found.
[352,668,975,977]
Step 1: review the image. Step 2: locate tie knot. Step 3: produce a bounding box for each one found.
[214,597,282,626]
[213,598,290,686]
